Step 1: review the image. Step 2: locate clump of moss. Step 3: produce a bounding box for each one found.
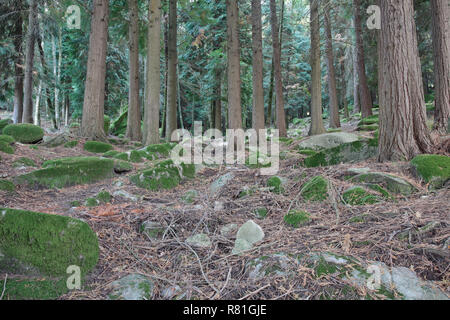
[0,179,15,192]
[104,115,111,135]
[70,200,81,207]
[13,157,37,168]
[239,186,256,198]
[83,141,114,153]
[358,115,379,126]
[114,159,133,173]
[411,154,450,189]
[0,140,14,154]
[342,186,379,205]
[15,157,116,189]
[298,149,317,156]
[85,198,99,207]
[64,140,78,148]
[0,208,99,277]
[96,191,111,204]
[0,134,15,144]
[0,278,69,300]
[358,124,379,132]
[104,150,120,158]
[284,210,311,228]
[129,150,143,163]
[0,118,13,132]
[2,124,44,144]
[301,176,329,201]
[267,176,284,194]
[145,143,174,158]
[182,190,199,203]
[113,152,129,161]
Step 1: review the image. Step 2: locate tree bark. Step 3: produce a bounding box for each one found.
[81,0,109,140]
[324,6,340,128]
[309,0,326,135]
[13,0,24,124]
[430,0,450,134]
[37,31,56,129]
[353,0,373,119]
[22,0,37,124]
[143,0,161,145]
[126,0,142,141]
[269,0,287,137]
[226,0,242,130]
[214,69,222,131]
[378,0,433,162]
[251,0,265,132]
[166,0,178,141]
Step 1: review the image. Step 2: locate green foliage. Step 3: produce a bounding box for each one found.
[0,179,15,192]
[342,187,379,205]
[411,155,450,188]
[0,140,14,154]
[13,157,37,168]
[2,124,44,144]
[301,176,329,201]
[85,198,99,207]
[104,115,111,135]
[0,134,14,143]
[64,140,78,148]
[267,176,284,194]
[83,141,114,153]
[284,210,311,228]
[0,119,12,132]
[0,278,68,300]
[96,191,112,204]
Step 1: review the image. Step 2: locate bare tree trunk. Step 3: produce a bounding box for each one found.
[251,0,265,131]
[431,0,450,134]
[309,0,326,135]
[33,81,42,126]
[214,69,222,131]
[267,60,274,126]
[52,34,60,128]
[126,0,142,141]
[166,0,178,141]
[22,0,37,124]
[143,0,161,145]
[378,0,433,162]
[81,0,109,140]
[37,31,56,129]
[226,0,242,131]
[353,0,373,118]
[324,6,340,128]
[13,0,24,124]
[352,23,360,114]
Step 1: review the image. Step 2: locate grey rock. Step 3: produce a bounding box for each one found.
[186,233,212,248]
[210,172,235,196]
[141,221,165,239]
[220,224,238,238]
[350,172,417,196]
[298,132,360,151]
[109,274,154,300]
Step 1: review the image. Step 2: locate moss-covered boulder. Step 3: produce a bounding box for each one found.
[267,176,285,194]
[2,124,44,144]
[411,154,450,189]
[64,140,78,148]
[301,176,329,201]
[350,172,416,196]
[298,132,360,151]
[110,109,128,136]
[0,134,15,144]
[137,143,175,161]
[0,140,14,154]
[0,118,13,131]
[0,208,99,277]
[15,157,117,189]
[358,115,379,126]
[113,159,133,173]
[83,141,114,153]
[13,157,37,168]
[342,186,380,205]
[0,179,15,192]
[304,139,378,168]
[130,160,195,191]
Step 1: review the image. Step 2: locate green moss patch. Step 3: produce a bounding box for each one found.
[113,159,133,173]
[96,191,111,204]
[358,115,379,126]
[267,176,284,194]
[13,157,37,168]
[83,141,114,153]
[0,179,15,192]
[298,149,317,156]
[411,154,450,189]
[254,207,268,219]
[350,172,416,196]
[0,278,68,300]
[85,198,99,207]
[0,208,99,277]
[301,176,329,201]
[342,186,379,205]
[110,109,128,136]
[104,115,111,135]
[2,124,44,144]
[0,118,13,132]
[0,140,14,154]
[0,134,15,144]
[15,157,116,189]
[284,210,311,228]
[130,150,143,163]
[64,140,78,148]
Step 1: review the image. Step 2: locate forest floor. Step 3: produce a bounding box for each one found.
[0,112,449,300]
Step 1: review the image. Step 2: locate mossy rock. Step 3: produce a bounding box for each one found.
[0,277,69,300]
[104,115,111,135]
[64,140,78,148]
[0,134,15,144]
[113,159,133,173]
[129,150,143,163]
[85,198,99,207]
[110,109,128,136]
[0,118,13,132]
[182,189,199,204]
[13,157,37,168]
[113,152,129,161]
[267,176,284,194]
[104,150,120,158]
[0,208,99,277]
[141,143,174,159]
[358,115,379,126]
[301,176,329,201]
[342,186,379,205]
[284,210,311,228]
[0,179,15,192]
[298,149,317,156]
[2,124,44,144]
[15,157,116,189]
[411,154,450,189]
[254,207,268,219]
[350,172,416,196]
[83,141,114,153]
[0,140,14,154]
[304,140,378,168]
[96,191,111,204]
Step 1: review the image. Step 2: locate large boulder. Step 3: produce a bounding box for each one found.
[411,154,450,189]
[109,274,154,300]
[2,123,44,144]
[350,172,417,196]
[298,132,360,151]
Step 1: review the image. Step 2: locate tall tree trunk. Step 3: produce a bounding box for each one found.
[81,0,109,140]
[309,0,326,135]
[378,0,433,162]
[33,81,42,126]
[430,0,450,134]
[22,0,37,124]
[51,35,60,128]
[353,0,373,119]
[126,0,142,141]
[214,69,222,131]
[143,0,161,145]
[352,26,360,114]
[341,59,350,119]
[166,0,178,140]
[13,0,24,124]
[251,0,265,131]
[267,59,274,125]
[226,0,242,130]
[269,0,287,137]
[37,32,56,129]
[324,6,340,128]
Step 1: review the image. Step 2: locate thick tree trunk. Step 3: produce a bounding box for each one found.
[37,32,56,129]
[13,0,24,124]
[226,0,242,131]
[267,60,274,125]
[251,0,265,132]
[353,0,373,119]
[143,0,161,145]
[126,0,142,141]
[166,0,178,141]
[214,70,222,131]
[81,0,109,140]
[269,0,287,137]
[430,0,450,134]
[22,0,37,124]
[352,38,360,114]
[324,7,340,128]
[33,81,42,126]
[309,0,326,135]
[378,0,433,162]
[51,34,60,128]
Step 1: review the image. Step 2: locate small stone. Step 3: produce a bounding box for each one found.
[220,224,238,238]
[236,220,265,245]
[186,233,212,248]
[210,172,235,196]
[109,274,154,300]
